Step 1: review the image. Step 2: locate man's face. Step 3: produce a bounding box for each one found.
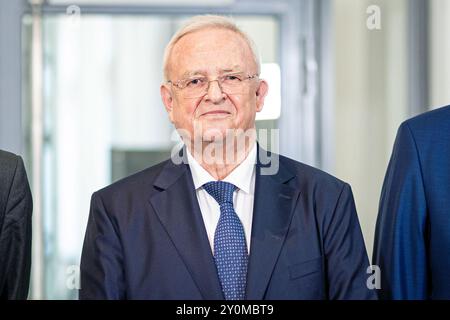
[161,28,268,145]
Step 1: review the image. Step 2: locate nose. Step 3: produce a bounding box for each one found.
[205,79,226,103]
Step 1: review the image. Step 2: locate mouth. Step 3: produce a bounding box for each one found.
[201,110,231,117]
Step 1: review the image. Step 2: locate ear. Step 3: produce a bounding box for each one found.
[160,84,175,122]
[255,80,268,112]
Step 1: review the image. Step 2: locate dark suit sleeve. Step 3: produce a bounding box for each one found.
[373,123,428,299]
[79,192,126,299]
[0,156,32,299]
[324,183,376,299]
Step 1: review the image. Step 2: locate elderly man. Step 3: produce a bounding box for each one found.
[0,150,32,299]
[80,15,375,300]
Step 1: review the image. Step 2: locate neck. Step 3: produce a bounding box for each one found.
[188,135,256,180]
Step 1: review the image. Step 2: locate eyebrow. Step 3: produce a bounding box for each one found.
[221,65,242,73]
[180,65,243,78]
[181,70,206,78]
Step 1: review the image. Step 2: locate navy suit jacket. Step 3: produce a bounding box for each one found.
[80,147,375,299]
[0,150,32,299]
[373,106,450,299]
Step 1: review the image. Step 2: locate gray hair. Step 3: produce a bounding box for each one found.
[162,14,261,81]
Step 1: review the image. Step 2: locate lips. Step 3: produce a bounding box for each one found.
[202,110,231,116]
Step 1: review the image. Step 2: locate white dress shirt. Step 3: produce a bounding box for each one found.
[186,144,256,254]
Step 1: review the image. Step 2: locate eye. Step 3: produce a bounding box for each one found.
[224,74,242,82]
[185,77,205,88]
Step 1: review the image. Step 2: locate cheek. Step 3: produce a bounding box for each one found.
[229,95,256,115]
[173,101,196,119]
[228,95,245,111]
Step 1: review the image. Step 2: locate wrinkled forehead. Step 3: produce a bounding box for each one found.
[169,28,256,78]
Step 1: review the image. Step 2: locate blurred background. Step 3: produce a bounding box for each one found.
[0,0,449,299]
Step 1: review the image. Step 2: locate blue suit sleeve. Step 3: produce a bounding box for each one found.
[79,192,126,299]
[373,122,428,299]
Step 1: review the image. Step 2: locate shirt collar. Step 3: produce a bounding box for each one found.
[186,143,257,194]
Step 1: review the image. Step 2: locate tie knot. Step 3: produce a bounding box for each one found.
[203,181,237,206]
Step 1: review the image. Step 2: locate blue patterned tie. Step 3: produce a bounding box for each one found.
[203,181,248,300]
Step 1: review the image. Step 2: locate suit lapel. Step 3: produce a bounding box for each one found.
[149,154,223,300]
[246,148,300,299]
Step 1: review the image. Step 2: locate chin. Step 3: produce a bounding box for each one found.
[201,129,227,143]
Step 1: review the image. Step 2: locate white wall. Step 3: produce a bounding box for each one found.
[430,0,450,109]
[333,0,409,258]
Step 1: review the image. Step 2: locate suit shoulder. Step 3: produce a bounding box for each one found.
[395,105,450,152]
[277,155,353,226]
[403,105,450,133]
[278,154,347,192]
[94,158,170,199]
[0,150,20,171]
[0,150,25,188]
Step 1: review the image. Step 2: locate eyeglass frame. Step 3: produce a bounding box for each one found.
[166,71,260,96]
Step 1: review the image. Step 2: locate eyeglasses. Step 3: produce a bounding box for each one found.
[167,72,259,98]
